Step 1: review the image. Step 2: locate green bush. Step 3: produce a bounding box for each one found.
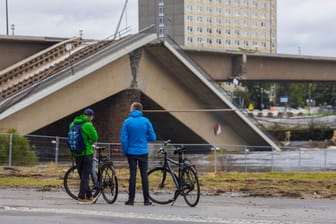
[0,129,37,166]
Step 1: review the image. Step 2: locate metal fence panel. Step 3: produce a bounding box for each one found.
[1,133,336,172]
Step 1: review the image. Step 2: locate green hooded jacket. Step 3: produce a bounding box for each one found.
[69,114,98,157]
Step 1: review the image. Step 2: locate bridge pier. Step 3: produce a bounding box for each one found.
[95,88,141,142]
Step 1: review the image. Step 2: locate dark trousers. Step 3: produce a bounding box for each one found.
[75,155,93,199]
[127,154,150,202]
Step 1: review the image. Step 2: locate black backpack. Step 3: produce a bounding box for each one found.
[67,122,86,154]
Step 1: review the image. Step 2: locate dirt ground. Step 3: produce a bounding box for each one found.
[1,166,336,200]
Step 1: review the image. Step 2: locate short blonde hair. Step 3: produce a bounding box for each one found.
[130,102,143,112]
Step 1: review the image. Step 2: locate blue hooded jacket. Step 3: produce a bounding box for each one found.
[120,110,156,156]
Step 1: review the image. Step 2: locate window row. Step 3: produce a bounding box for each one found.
[186,15,272,28]
[188,8,276,19]
[187,0,276,9]
[186,36,274,49]
[186,26,274,38]
[186,5,274,16]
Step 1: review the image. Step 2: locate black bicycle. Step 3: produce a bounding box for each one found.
[147,140,200,207]
[63,146,118,204]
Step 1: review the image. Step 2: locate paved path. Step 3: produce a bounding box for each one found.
[1,189,336,224]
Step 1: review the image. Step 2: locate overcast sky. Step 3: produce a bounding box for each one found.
[0,0,335,57]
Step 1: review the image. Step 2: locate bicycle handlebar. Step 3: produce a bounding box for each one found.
[157,140,197,171]
[158,140,171,155]
[158,140,186,155]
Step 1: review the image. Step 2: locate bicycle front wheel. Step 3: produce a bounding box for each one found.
[182,167,200,207]
[63,166,79,199]
[63,165,99,200]
[147,167,176,204]
[100,165,118,204]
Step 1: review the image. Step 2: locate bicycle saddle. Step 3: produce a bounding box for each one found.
[173,147,186,154]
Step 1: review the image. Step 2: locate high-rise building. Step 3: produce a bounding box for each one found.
[139,0,277,53]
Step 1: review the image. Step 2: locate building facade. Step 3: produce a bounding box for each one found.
[139,0,277,53]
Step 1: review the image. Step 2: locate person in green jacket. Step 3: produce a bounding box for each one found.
[69,108,98,204]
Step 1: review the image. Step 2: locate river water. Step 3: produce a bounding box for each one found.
[110,142,336,172]
[185,147,336,172]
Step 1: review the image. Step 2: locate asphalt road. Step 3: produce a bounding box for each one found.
[1,189,336,224]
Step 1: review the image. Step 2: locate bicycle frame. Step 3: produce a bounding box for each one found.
[94,146,115,180]
[148,140,200,207]
[63,146,118,204]
[164,157,180,192]
[159,145,196,202]
[92,146,118,203]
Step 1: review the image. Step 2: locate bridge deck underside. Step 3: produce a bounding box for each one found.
[140,45,270,147]
[0,34,277,149]
[186,50,336,81]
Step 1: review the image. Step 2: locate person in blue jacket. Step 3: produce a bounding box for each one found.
[120,102,156,206]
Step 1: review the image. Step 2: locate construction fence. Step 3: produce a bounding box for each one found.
[1,133,336,173]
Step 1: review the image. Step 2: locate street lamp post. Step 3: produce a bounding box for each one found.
[6,0,9,35]
[11,24,15,35]
[308,83,312,116]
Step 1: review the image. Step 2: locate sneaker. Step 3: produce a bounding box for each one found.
[78,198,94,205]
[125,200,134,206]
[144,201,152,206]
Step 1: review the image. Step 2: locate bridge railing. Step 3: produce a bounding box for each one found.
[1,133,335,172]
[0,38,116,101]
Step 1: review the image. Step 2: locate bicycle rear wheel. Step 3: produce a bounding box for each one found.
[182,167,200,207]
[147,167,176,204]
[63,165,99,200]
[100,165,118,204]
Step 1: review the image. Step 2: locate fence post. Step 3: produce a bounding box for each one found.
[8,133,13,168]
[244,147,249,172]
[324,147,327,170]
[271,146,274,172]
[210,146,218,174]
[298,148,302,170]
[55,136,59,167]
